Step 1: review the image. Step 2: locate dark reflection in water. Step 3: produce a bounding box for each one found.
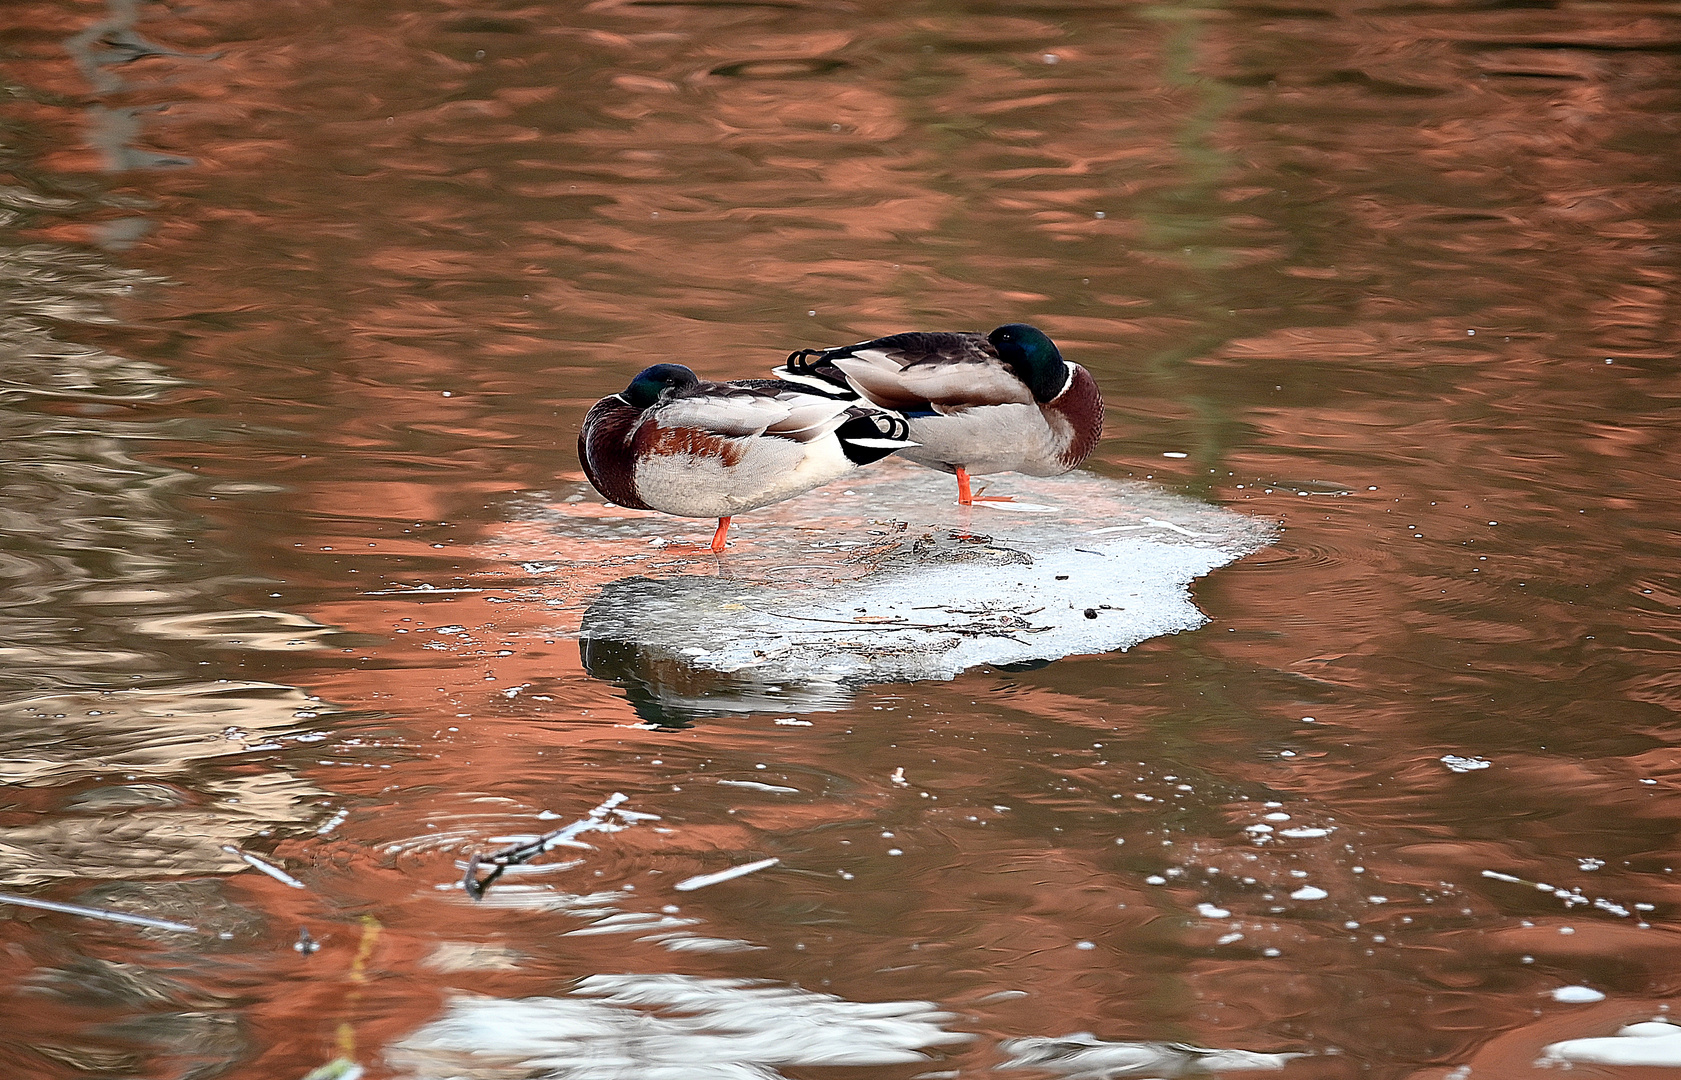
[579,633,814,727]
[1,0,1679,1076]
[578,586,857,726]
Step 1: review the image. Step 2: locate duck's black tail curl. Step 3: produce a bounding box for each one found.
[835,407,915,466]
[776,348,856,397]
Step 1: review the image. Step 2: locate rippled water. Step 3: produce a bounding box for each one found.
[2,0,1679,1076]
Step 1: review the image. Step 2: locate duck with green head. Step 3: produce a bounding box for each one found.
[579,364,914,552]
[778,323,1104,504]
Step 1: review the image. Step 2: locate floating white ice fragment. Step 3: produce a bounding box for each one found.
[1197,902,1232,919]
[1442,755,1492,772]
[1541,1019,1681,1067]
[561,462,1273,716]
[1290,886,1329,901]
[1552,986,1607,1003]
[673,857,781,892]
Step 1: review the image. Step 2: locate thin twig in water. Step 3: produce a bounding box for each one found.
[0,892,199,934]
[222,845,307,889]
[764,611,911,627]
[464,792,644,900]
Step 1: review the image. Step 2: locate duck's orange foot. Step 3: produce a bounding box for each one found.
[954,467,1015,505]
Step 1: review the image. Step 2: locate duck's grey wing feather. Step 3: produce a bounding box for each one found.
[830,355,1035,410]
[656,390,793,437]
[829,331,994,367]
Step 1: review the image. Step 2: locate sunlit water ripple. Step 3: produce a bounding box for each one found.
[0,0,1677,1076]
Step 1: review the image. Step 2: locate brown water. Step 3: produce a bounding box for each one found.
[2,0,1680,1076]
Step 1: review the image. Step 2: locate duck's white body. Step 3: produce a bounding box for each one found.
[579,365,911,550]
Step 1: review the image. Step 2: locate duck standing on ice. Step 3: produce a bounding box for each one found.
[579,363,913,552]
[778,323,1103,505]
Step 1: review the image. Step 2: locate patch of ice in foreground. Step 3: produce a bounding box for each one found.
[560,461,1272,716]
[998,1033,1305,1077]
[386,973,972,1078]
[1540,1019,1681,1067]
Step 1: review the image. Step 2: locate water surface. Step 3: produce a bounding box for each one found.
[2,0,1679,1077]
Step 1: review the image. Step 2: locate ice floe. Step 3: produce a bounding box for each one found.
[549,461,1272,718]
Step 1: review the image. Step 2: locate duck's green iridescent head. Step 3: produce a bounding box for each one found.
[988,324,1067,403]
[622,364,698,409]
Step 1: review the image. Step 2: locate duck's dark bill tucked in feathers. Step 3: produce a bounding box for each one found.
[776,323,1104,505]
[578,364,913,552]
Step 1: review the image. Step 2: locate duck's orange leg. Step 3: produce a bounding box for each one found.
[954,466,1014,505]
[710,516,732,553]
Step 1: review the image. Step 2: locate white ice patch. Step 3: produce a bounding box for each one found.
[563,461,1273,715]
[1540,1019,1681,1067]
[1551,986,1607,1004]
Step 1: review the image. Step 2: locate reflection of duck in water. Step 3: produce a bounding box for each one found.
[579,574,855,727]
[778,324,1104,505]
[578,364,913,552]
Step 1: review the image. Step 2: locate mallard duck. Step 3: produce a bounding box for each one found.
[777,323,1103,504]
[578,364,913,552]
